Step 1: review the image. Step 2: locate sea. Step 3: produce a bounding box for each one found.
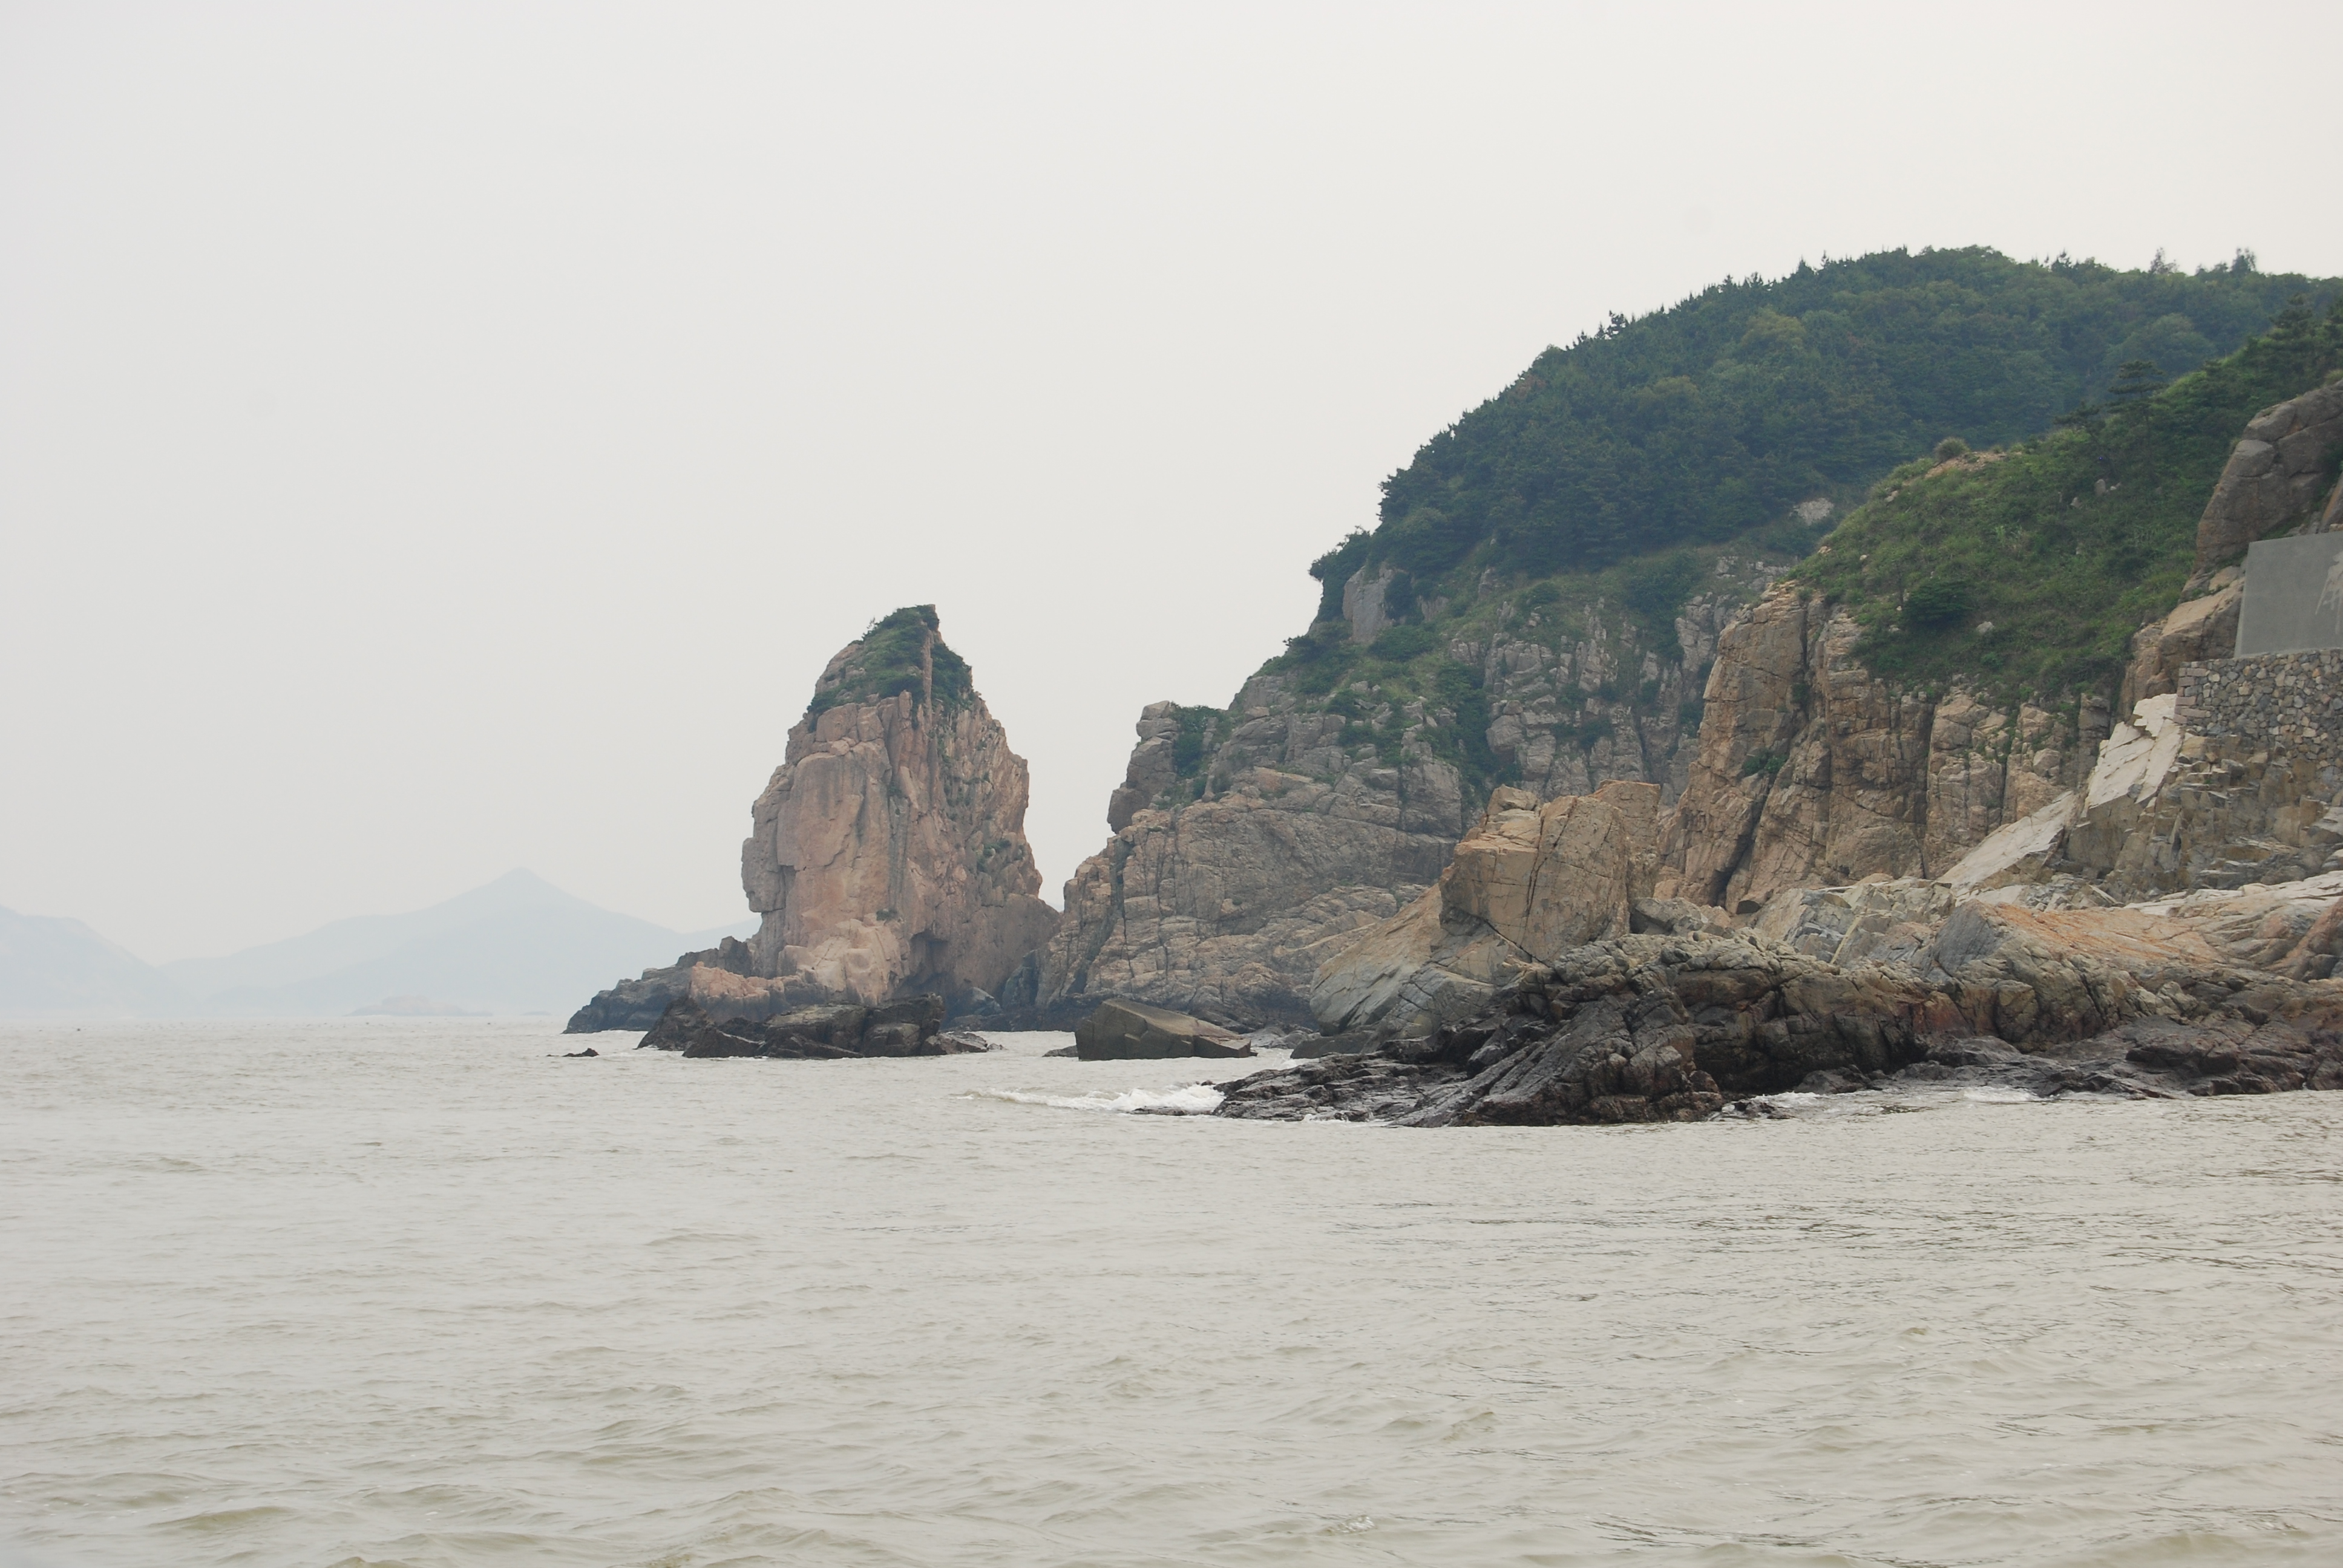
[4,1019,2339,1567]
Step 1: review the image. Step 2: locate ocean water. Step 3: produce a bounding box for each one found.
[4,1020,2341,1568]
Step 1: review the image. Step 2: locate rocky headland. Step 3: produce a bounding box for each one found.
[568,256,2343,1123]
[569,607,1058,1033]
[1031,260,2343,1031]
[1210,296,2343,1122]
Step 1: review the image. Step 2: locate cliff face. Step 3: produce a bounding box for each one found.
[1657,370,2343,912]
[742,608,1059,1007]
[1656,583,2094,912]
[1036,559,1783,1024]
[1306,779,1664,1043]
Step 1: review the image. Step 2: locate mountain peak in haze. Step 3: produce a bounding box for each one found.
[2,871,754,1019]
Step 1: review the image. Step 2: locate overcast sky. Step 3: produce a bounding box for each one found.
[5,1,2339,963]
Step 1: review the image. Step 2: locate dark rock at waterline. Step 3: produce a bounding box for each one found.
[560,1047,599,1057]
[564,938,757,1032]
[1216,928,2343,1125]
[1074,999,1256,1060]
[638,994,991,1059]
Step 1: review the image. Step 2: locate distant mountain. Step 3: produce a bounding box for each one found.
[0,906,184,1017]
[160,869,756,1016]
[0,870,755,1019]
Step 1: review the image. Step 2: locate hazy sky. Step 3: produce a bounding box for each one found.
[5,2,2339,963]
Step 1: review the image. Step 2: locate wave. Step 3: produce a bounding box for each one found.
[966,1083,1226,1116]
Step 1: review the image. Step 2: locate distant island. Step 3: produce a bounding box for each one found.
[347,995,488,1017]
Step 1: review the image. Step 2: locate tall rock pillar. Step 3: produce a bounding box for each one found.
[741,606,1058,1006]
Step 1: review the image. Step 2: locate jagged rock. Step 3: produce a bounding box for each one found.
[1106,701,1185,835]
[1040,560,1785,1025]
[2192,382,2343,577]
[1307,779,1663,1044]
[1657,584,2088,912]
[739,607,1059,1010]
[638,992,983,1058]
[1073,999,1256,1060]
[1040,760,1459,1027]
[2122,575,2242,710]
[1216,895,2343,1124]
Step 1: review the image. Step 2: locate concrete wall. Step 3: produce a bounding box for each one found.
[2236,534,2343,656]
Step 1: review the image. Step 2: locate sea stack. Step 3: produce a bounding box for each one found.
[738,605,1058,1009]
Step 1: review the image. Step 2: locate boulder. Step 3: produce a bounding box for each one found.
[2192,382,2343,576]
[1074,999,1256,1060]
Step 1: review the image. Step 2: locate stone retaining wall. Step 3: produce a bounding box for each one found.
[2175,649,2343,766]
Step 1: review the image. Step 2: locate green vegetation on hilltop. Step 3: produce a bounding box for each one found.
[1342,247,2333,587]
[1793,298,2343,701]
[1218,250,2342,814]
[805,604,974,720]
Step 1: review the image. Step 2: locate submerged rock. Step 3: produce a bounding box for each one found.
[1074,999,1256,1060]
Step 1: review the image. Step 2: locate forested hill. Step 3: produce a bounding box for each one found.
[1323,247,2338,595]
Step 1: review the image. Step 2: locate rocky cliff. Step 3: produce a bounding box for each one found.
[1652,364,2343,913]
[1653,581,2095,912]
[740,607,1058,1009]
[1296,350,2343,1064]
[567,607,1057,1030]
[1034,554,1789,1024]
[1033,269,2342,1030]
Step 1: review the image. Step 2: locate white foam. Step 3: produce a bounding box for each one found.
[966,1083,1227,1116]
[1961,1086,2039,1103]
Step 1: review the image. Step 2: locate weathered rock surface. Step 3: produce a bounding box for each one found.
[1308,780,1663,1044]
[564,937,756,1033]
[741,607,1059,1008]
[638,993,990,1058]
[2076,659,2343,898]
[1040,558,1786,1024]
[570,609,1058,1032]
[2191,381,2343,577]
[1074,999,1256,1060]
[1658,584,2091,912]
[1217,894,2343,1125]
[2122,573,2241,711]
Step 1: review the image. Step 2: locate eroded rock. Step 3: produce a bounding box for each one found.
[1218,900,2343,1125]
[1074,999,1256,1060]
